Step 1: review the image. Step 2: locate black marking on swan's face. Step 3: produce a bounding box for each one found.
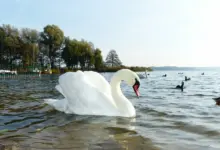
[133,78,140,98]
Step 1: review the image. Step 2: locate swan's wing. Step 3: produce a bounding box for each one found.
[47,71,118,116]
[83,71,111,95]
[55,85,65,96]
[44,98,71,113]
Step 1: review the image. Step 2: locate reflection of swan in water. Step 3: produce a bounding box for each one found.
[44,69,141,117]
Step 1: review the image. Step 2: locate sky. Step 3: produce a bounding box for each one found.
[0,0,220,67]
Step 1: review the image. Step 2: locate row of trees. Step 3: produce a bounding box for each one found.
[0,24,150,73]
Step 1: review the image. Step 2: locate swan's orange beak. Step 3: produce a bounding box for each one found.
[133,79,140,98]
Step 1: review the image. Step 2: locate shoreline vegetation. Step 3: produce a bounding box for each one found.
[0,24,152,75]
[48,66,153,74]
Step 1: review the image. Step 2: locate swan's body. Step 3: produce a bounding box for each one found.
[137,71,147,79]
[138,73,146,79]
[44,69,140,117]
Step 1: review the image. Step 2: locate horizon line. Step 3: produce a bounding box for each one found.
[151,66,220,68]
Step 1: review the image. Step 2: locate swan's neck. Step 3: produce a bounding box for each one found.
[110,73,135,117]
[110,75,122,98]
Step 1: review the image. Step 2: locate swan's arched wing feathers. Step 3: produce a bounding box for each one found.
[83,71,111,95]
[55,85,64,96]
[53,71,118,116]
[44,98,70,113]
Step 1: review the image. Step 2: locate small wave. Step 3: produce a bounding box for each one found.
[139,107,200,119]
[187,94,213,97]
[173,121,220,137]
[105,127,137,135]
[139,108,170,117]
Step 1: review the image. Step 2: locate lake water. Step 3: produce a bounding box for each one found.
[0,70,220,150]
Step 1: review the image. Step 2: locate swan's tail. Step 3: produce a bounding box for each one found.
[55,84,65,96]
[44,98,69,113]
[44,84,72,113]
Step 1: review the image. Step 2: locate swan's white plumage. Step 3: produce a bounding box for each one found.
[44,69,140,117]
[83,71,111,95]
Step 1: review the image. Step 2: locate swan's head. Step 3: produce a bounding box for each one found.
[116,69,141,97]
[132,78,140,97]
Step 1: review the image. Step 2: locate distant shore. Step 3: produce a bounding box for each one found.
[151,66,220,71]
[0,66,153,75]
[44,66,153,74]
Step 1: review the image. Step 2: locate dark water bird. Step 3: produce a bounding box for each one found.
[201,72,205,75]
[162,74,167,77]
[176,81,184,91]
[213,97,220,105]
[185,76,191,81]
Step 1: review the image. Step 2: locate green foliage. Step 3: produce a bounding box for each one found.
[20,28,40,66]
[62,37,80,68]
[40,25,64,68]
[0,24,22,69]
[21,28,39,43]
[0,23,152,73]
[94,48,103,70]
[62,38,98,70]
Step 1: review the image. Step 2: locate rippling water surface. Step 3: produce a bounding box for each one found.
[0,71,220,150]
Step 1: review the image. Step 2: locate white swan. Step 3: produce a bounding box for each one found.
[44,69,141,117]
